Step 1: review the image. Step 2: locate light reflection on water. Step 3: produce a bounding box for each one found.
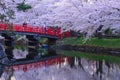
[0,53,120,80]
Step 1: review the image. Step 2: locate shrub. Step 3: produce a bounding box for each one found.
[17,2,32,11]
[0,14,6,20]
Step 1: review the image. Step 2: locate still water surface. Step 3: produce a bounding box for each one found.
[0,50,120,80]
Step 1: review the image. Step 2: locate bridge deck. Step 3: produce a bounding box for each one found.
[0,23,63,39]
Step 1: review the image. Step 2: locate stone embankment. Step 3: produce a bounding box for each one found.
[60,45,120,57]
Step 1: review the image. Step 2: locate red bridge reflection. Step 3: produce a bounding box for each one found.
[11,56,70,72]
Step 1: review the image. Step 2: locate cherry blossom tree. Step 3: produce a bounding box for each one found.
[0,0,120,37]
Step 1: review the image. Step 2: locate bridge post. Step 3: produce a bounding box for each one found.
[1,33,14,60]
[26,35,39,59]
[47,38,57,55]
[47,38,57,46]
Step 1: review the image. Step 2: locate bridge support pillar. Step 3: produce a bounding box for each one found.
[47,38,57,55]
[26,35,39,59]
[1,33,14,60]
[47,38,57,46]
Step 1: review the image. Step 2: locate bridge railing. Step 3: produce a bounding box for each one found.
[0,23,61,38]
[0,23,71,39]
[0,23,7,30]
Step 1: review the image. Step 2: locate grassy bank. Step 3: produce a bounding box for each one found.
[59,37,120,48]
[59,51,120,63]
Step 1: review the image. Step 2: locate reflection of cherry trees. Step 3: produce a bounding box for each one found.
[0,57,120,80]
[0,0,120,37]
[0,67,14,80]
[66,57,120,80]
[77,58,120,80]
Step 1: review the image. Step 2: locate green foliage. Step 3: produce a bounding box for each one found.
[20,46,26,51]
[59,37,120,48]
[62,51,120,63]
[39,38,48,44]
[14,46,19,49]
[0,14,6,20]
[17,2,32,11]
[38,48,48,55]
[14,46,26,51]
[38,48,43,53]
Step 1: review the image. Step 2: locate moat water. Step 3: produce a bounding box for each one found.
[0,50,120,80]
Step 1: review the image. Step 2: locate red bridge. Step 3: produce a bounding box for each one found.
[0,23,71,39]
[0,23,71,66]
